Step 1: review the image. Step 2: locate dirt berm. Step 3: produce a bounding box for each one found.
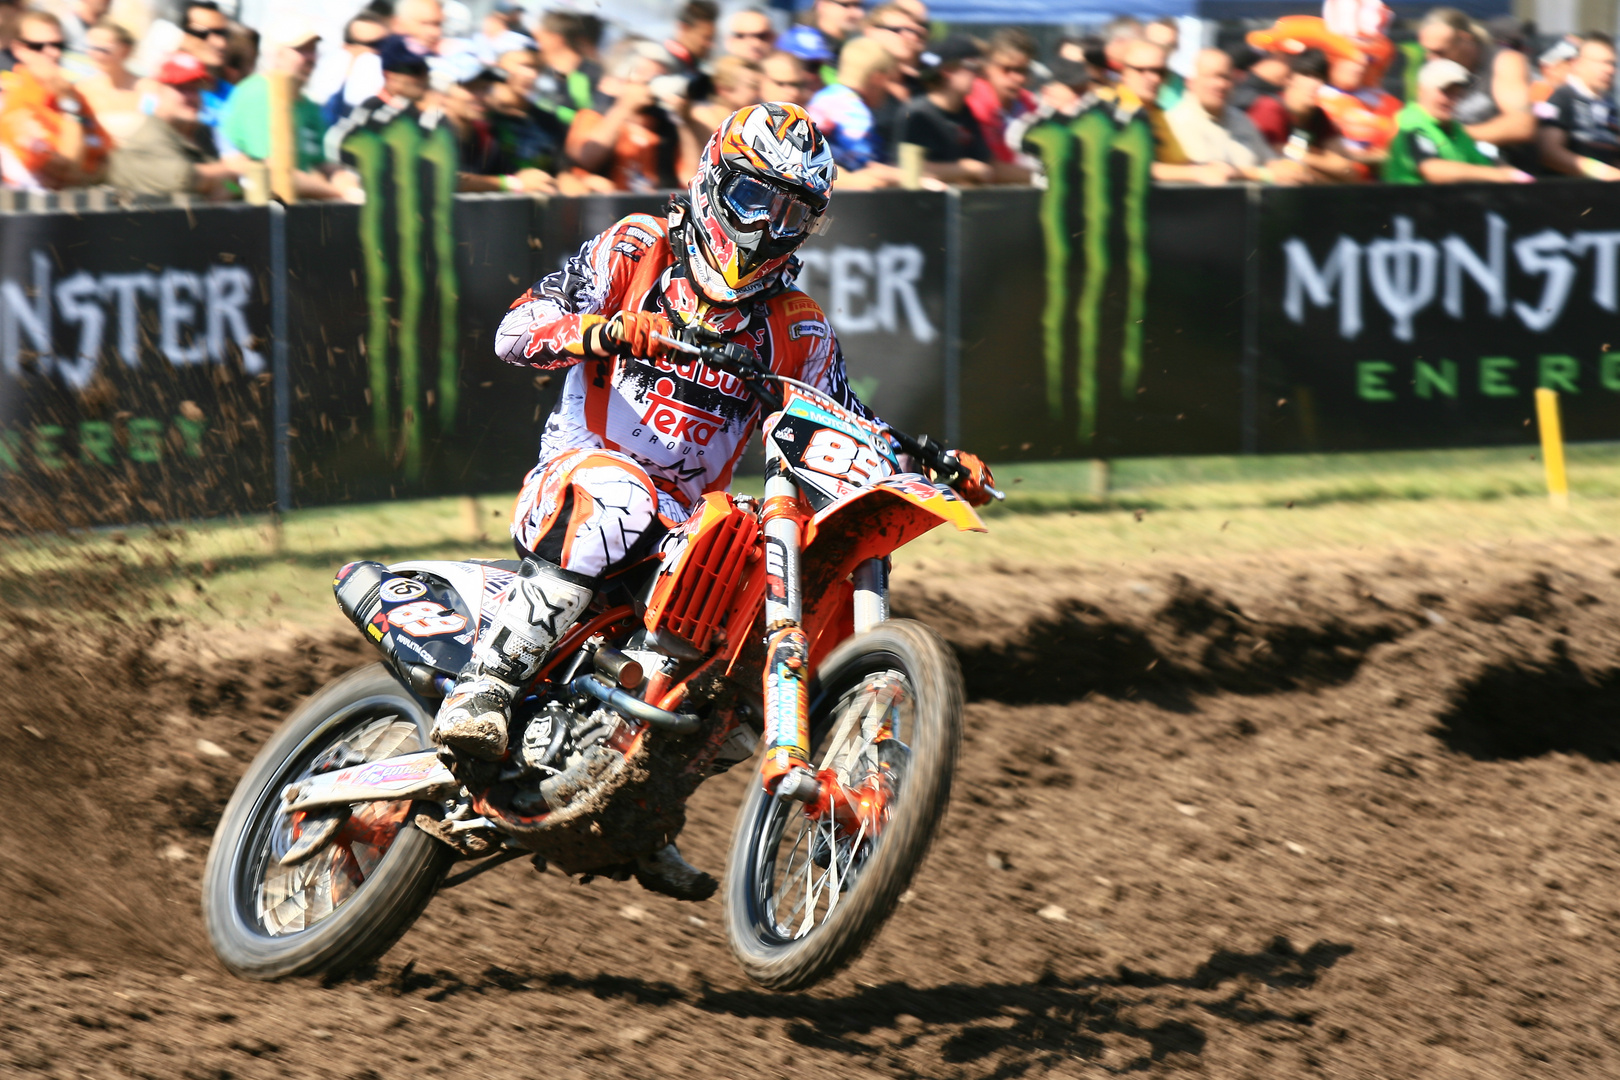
[6,536,1620,1078]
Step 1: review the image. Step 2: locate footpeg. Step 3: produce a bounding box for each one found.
[413,812,500,856]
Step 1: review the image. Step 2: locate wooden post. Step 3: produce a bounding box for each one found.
[898,143,924,190]
[1535,387,1570,510]
[1089,459,1109,497]
[267,71,297,204]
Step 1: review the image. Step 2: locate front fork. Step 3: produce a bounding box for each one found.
[757,436,889,799]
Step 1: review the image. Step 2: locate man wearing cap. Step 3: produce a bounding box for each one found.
[472,0,533,66]
[1386,58,1533,182]
[0,9,108,190]
[108,51,234,196]
[325,34,435,171]
[799,0,865,86]
[217,16,342,198]
[1536,32,1620,180]
[901,35,1027,184]
[775,24,836,95]
[434,50,556,192]
[1010,55,1094,173]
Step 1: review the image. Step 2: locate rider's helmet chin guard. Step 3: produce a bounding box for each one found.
[683,101,837,305]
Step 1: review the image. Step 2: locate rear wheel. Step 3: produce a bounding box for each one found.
[202,664,453,980]
[724,620,963,991]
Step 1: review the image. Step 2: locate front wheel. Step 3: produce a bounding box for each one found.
[724,620,963,991]
[202,663,453,980]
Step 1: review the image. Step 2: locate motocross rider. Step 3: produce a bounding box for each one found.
[431,102,994,885]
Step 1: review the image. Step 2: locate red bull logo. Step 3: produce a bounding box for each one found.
[651,356,749,400]
[640,378,726,446]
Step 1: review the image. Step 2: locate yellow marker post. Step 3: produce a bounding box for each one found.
[1535,387,1570,510]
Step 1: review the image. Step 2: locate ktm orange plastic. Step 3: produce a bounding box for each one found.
[644,492,762,652]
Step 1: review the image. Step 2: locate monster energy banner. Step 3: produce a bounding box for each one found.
[0,205,273,530]
[1256,183,1620,451]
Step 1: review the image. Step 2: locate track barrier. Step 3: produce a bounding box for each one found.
[1,179,1618,529]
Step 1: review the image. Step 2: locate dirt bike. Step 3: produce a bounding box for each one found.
[202,336,1001,991]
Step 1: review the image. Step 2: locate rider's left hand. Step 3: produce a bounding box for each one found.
[948,451,995,507]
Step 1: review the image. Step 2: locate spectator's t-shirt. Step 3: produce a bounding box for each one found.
[1535,76,1620,167]
[488,100,568,175]
[1164,94,1272,170]
[1248,95,1338,155]
[566,106,682,191]
[108,115,216,195]
[965,77,1035,164]
[901,96,992,163]
[1229,70,1283,112]
[219,73,326,169]
[808,83,885,170]
[1384,102,1490,183]
[0,67,110,191]
[534,60,606,123]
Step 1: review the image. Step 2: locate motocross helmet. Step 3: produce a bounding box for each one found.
[683,102,836,305]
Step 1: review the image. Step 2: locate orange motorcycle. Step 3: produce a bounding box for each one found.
[202,339,1000,991]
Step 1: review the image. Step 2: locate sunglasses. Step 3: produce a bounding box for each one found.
[1124,63,1167,76]
[877,22,923,37]
[18,38,65,52]
[992,62,1031,75]
[86,43,116,56]
[825,0,864,8]
[731,30,774,40]
[184,25,230,41]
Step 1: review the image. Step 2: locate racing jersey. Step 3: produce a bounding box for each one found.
[495,210,878,514]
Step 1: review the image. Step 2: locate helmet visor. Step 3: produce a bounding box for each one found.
[721,173,817,238]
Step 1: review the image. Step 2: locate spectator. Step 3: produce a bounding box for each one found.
[802,0,866,85]
[0,0,19,74]
[533,11,603,123]
[900,35,1027,185]
[1248,49,1362,182]
[1166,48,1309,182]
[1057,33,1110,86]
[0,10,108,190]
[58,0,107,57]
[724,8,776,64]
[1417,7,1535,154]
[431,51,552,192]
[1387,58,1532,181]
[775,24,835,95]
[809,36,900,187]
[565,38,694,192]
[313,13,389,128]
[220,22,259,86]
[665,0,718,98]
[691,54,760,132]
[217,17,341,200]
[893,0,929,29]
[1144,16,1186,107]
[107,53,233,196]
[760,49,815,106]
[1114,37,1231,185]
[1230,29,1293,111]
[341,0,447,112]
[471,0,533,65]
[862,3,926,102]
[488,46,570,178]
[175,1,232,131]
[965,27,1035,164]
[1010,55,1095,170]
[1534,38,1578,102]
[1100,16,1143,94]
[1311,28,1401,164]
[75,20,146,146]
[325,33,432,166]
[1536,32,1620,179]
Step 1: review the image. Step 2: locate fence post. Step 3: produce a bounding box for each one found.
[267,71,297,205]
[943,186,961,447]
[271,200,291,513]
[1535,387,1570,510]
[1240,183,1261,455]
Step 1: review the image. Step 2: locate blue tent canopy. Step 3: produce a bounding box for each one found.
[927,0,1510,22]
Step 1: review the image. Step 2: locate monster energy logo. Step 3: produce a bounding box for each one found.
[1024,108,1152,444]
[341,113,460,481]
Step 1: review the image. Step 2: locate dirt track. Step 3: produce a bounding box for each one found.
[8,536,1620,1078]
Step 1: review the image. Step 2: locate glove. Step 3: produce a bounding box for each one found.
[607,310,675,360]
[946,450,995,507]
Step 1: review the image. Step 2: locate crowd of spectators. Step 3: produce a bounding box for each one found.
[0,0,1615,199]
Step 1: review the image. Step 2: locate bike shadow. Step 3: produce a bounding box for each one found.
[690,936,1352,1070]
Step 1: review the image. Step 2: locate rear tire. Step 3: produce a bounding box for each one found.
[202,664,453,980]
[724,620,963,991]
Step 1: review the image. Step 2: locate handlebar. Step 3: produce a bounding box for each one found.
[649,330,1005,503]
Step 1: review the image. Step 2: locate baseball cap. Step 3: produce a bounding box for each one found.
[1418,57,1472,91]
[1046,56,1090,89]
[431,49,507,92]
[919,34,982,70]
[157,52,210,86]
[264,14,320,50]
[378,34,430,75]
[775,25,835,64]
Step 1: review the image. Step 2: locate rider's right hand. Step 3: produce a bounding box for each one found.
[606,311,676,360]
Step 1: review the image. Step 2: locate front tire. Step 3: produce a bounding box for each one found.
[724,620,963,991]
[202,664,453,980]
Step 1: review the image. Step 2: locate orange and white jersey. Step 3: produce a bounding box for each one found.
[494,210,877,516]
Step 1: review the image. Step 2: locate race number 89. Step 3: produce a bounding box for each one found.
[388,601,468,637]
[801,428,884,484]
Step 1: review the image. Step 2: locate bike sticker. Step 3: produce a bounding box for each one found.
[379,577,428,602]
[764,536,789,603]
[800,427,888,485]
[388,600,470,637]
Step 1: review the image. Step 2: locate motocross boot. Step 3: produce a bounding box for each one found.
[433,558,596,761]
[634,842,718,902]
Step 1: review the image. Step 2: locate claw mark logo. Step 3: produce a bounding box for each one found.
[339,112,461,481]
[1023,108,1153,443]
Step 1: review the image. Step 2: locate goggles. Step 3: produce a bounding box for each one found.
[721,174,818,238]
